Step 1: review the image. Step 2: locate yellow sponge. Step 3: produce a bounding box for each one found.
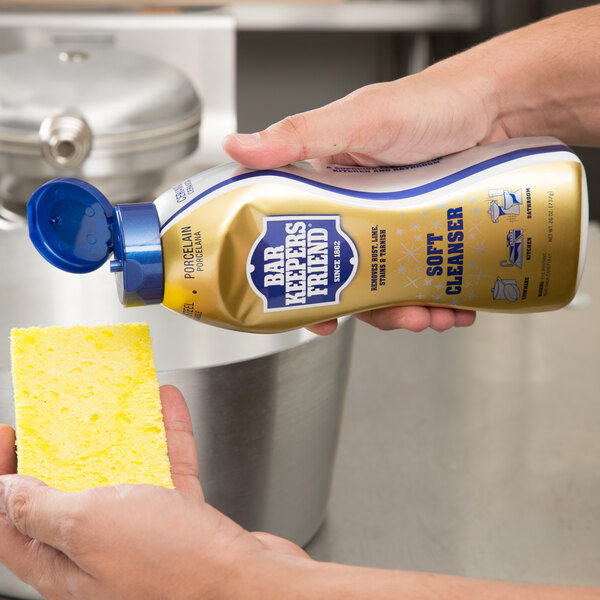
[10,323,173,492]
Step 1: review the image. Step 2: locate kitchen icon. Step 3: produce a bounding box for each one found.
[487,188,522,223]
[500,229,524,268]
[492,276,520,302]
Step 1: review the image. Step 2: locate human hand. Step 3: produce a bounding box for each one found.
[222,65,499,170]
[222,67,490,334]
[0,385,308,600]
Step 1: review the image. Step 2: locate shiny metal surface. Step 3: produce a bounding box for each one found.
[0,46,200,146]
[0,10,236,171]
[159,323,354,543]
[0,222,355,599]
[39,112,93,169]
[306,223,600,587]
[0,45,201,207]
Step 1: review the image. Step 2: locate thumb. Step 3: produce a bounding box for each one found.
[0,475,87,595]
[0,475,78,549]
[222,94,363,169]
[160,385,203,500]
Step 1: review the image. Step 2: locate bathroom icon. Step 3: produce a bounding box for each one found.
[488,188,522,223]
[492,276,520,302]
[500,229,524,268]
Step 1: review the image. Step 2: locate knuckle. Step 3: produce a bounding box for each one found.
[270,113,310,139]
[8,487,32,534]
[266,113,312,160]
[343,81,377,102]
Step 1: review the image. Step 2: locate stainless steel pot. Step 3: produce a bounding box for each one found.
[0,221,355,599]
[0,46,201,210]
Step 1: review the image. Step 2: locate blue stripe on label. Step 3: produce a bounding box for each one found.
[160,144,570,232]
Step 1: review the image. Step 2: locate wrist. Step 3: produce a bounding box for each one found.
[223,552,308,600]
[421,51,501,145]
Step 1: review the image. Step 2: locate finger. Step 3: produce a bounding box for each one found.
[222,95,360,169]
[357,306,432,332]
[252,531,311,559]
[0,510,85,598]
[427,307,460,332]
[0,475,75,547]
[0,475,90,596]
[160,385,203,500]
[454,309,477,327]
[0,474,105,574]
[0,474,108,562]
[305,319,338,336]
[422,307,476,331]
[357,306,477,332]
[0,425,16,474]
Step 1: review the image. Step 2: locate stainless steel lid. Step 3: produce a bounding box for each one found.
[0,46,201,204]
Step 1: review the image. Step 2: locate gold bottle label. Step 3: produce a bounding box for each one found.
[160,156,584,332]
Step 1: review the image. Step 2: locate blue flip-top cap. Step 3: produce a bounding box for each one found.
[28,177,164,307]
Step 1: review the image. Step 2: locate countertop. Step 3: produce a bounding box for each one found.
[305,223,600,586]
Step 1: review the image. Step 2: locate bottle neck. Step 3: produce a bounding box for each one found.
[111,203,164,306]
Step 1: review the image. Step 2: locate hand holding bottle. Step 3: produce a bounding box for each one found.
[223,6,600,334]
[222,73,487,334]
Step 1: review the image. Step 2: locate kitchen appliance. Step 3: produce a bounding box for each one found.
[0,9,355,599]
[0,45,202,211]
[0,9,236,170]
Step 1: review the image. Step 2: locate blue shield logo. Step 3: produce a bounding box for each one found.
[247,215,358,311]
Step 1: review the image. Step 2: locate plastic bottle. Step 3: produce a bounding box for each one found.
[27,136,588,333]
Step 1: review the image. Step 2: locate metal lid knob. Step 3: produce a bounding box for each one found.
[39,112,93,169]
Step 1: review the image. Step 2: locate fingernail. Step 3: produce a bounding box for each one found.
[0,481,5,514]
[231,132,261,146]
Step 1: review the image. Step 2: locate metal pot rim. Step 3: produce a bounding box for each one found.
[0,110,202,156]
[0,46,202,174]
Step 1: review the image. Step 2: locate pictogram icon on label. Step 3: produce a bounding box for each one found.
[488,188,522,223]
[500,229,525,268]
[491,276,520,302]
